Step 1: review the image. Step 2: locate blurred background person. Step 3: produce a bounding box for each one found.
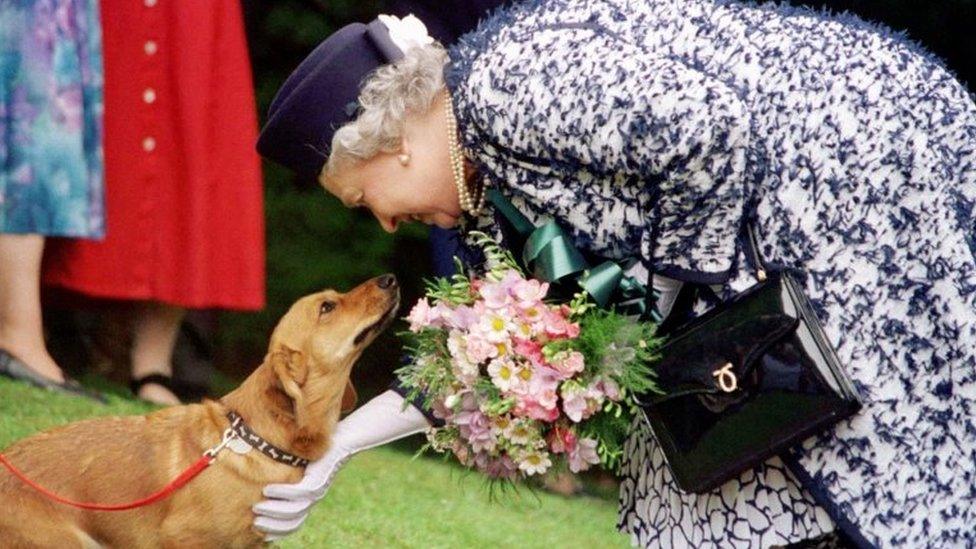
[0,0,105,400]
[42,0,265,405]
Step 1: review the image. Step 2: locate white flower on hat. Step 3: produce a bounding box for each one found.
[378,14,434,54]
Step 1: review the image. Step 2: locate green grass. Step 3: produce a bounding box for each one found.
[0,378,630,548]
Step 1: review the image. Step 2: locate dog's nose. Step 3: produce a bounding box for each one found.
[376,273,397,289]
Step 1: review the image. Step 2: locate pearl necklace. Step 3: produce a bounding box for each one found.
[445,96,486,214]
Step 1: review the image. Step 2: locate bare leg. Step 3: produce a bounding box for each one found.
[0,234,64,382]
[130,302,185,405]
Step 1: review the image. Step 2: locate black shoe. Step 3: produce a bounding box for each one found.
[0,349,106,403]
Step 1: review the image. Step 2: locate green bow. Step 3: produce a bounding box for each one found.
[486,189,658,320]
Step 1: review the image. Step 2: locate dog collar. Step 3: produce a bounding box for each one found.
[226,411,309,468]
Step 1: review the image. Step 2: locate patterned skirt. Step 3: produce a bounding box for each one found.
[0,0,104,238]
[617,419,835,548]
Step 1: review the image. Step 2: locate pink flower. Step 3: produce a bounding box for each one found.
[584,382,607,416]
[551,350,585,378]
[513,338,545,368]
[446,304,479,330]
[465,335,497,364]
[470,435,496,454]
[512,278,549,305]
[469,278,484,293]
[597,377,622,401]
[527,368,560,409]
[406,298,434,332]
[517,305,546,331]
[542,309,580,339]
[406,298,453,331]
[478,281,511,310]
[499,269,524,290]
[547,425,578,454]
[514,397,560,422]
[431,302,455,325]
[451,440,472,466]
[560,381,606,423]
[484,454,518,479]
[561,386,588,423]
[568,437,601,473]
[560,305,581,338]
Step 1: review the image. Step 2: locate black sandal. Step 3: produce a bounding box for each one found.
[130,373,178,398]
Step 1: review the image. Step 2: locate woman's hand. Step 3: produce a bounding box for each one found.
[252,390,431,541]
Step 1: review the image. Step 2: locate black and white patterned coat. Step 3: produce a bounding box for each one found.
[443,0,976,546]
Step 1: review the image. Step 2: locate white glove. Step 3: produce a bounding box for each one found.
[252,390,431,541]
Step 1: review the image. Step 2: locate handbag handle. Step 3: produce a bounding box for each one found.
[644,216,768,319]
[743,222,768,282]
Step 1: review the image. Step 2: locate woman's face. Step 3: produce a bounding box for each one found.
[320,92,462,233]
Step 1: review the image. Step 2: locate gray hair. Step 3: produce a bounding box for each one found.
[323,43,449,178]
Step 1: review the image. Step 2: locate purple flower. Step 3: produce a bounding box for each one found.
[455,407,495,453]
[485,454,518,479]
[446,303,479,330]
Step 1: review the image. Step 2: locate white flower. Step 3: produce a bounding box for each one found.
[490,415,514,437]
[514,321,535,339]
[447,329,466,358]
[506,419,537,445]
[447,330,478,384]
[487,358,519,392]
[476,311,516,343]
[443,393,461,410]
[377,14,434,54]
[517,449,552,476]
[452,355,479,383]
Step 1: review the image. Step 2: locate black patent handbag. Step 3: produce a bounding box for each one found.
[635,223,861,493]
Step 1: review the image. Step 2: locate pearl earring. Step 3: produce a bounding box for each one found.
[398,153,411,166]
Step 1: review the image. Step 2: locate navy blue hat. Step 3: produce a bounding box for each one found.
[257,19,407,178]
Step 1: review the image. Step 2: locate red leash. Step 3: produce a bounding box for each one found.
[0,453,213,511]
[0,428,235,512]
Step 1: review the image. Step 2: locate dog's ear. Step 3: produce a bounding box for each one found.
[340,380,358,413]
[270,346,308,424]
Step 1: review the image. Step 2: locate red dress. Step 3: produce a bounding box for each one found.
[43,0,265,311]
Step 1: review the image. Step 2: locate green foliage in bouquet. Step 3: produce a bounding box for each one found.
[554,309,663,471]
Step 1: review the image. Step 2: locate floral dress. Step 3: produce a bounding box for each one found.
[0,0,104,238]
[444,0,976,546]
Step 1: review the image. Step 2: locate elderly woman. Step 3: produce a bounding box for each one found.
[254,2,976,547]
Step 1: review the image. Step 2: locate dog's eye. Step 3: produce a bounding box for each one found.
[319,301,336,315]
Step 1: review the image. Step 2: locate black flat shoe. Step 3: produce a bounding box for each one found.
[0,349,107,403]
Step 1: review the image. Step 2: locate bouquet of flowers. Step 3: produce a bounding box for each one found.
[396,233,661,482]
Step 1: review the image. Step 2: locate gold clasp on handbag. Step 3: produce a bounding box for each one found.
[712,362,738,392]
